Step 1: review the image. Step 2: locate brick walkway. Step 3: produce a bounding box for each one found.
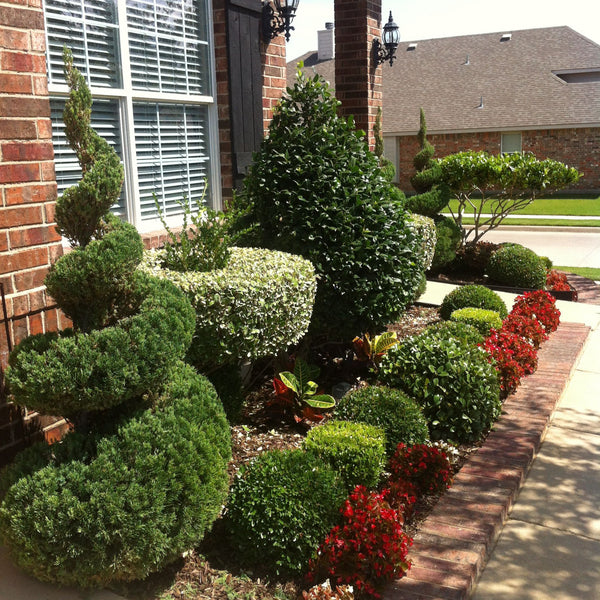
[385,320,592,599]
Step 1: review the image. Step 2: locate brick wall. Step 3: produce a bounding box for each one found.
[334,0,382,150]
[262,34,286,133]
[0,0,71,463]
[395,128,600,194]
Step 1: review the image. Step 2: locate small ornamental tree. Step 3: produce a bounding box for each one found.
[438,151,581,245]
[230,69,423,339]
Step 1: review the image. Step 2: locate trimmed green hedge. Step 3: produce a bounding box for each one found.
[486,243,547,289]
[450,307,503,336]
[408,213,437,272]
[6,273,196,416]
[439,284,508,320]
[141,247,316,371]
[0,362,231,588]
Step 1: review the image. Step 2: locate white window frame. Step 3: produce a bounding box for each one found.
[501,132,522,155]
[44,0,222,234]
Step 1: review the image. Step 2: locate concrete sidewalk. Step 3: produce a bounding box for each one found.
[422,280,600,599]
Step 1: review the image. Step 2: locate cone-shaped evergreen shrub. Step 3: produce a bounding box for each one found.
[230,69,423,339]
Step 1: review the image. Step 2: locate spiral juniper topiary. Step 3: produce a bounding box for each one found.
[55,47,124,248]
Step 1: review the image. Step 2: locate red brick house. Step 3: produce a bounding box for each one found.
[291,26,600,194]
[0,0,385,464]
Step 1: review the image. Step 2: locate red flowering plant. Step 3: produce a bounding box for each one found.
[501,312,547,348]
[385,479,418,518]
[511,290,561,334]
[388,443,453,497]
[483,329,538,396]
[546,269,571,292]
[307,486,412,599]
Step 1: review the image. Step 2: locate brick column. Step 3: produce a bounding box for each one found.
[334,0,382,150]
[1,0,67,464]
[262,33,286,133]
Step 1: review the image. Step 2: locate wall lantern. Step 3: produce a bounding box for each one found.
[262,0,300,43]
[373,11,400,67]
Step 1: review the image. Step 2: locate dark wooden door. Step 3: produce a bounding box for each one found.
[226,0,264,190]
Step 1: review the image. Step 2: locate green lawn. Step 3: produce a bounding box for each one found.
[445,196,600,216]
[556,266,600,281]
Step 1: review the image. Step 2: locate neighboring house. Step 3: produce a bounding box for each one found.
[0,0,384,464]
[290,25,600,194]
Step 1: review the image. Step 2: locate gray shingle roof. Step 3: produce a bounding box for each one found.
[288,26,600,135]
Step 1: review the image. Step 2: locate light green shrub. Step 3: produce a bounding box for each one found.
[408,213,437,271]
[450,307,503,336]
[334,385,428,456]
[439,284,508,320]
[226,449,346,576]
[0,363,231,588]
[141,246,316,371]
[303,420,386,490]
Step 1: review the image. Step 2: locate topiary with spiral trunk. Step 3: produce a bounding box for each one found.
[1,48,231,589]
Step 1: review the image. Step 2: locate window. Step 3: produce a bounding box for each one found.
[44,0,220,233]
[383,136,399,183]
[501,132,522,155]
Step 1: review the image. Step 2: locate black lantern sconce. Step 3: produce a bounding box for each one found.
[262,0,300,43]
[373,11,400,67]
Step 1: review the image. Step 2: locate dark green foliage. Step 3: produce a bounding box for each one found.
[304,420,386,490]
[411,109,435,179]
[486,244,547,289]
[6,273,196,417]
[405,186,448,217]
[226,449,346,576]
[0,362,231,588]
[450,307,503,336]
[335,386,428,456]
[379,327,501,443]
[439,284,508,320]
[429,215,461,272]
[205,365,245,422]
[230,69,422,338]
[55,48,124,248]
[45,215,143,332]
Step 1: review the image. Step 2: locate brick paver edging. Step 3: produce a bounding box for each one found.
[384,322,591,600]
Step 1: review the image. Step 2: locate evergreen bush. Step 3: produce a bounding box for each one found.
[229,69,423,338]
[486,244,547,289]
[423,320,485,347]
[226,449,346,576]
[141,246,317,371]
[379,327,501,443]
[0,363,231,588]
[304,420,386,490]
[335,386,428,456]
[439,284,508,320]
[429,215,462,272]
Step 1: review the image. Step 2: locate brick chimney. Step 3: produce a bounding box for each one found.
[317,22,335,61]
[333,0,382,150]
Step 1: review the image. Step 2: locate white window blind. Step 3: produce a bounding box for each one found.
[501,132,522,155]
[44,0,219,232]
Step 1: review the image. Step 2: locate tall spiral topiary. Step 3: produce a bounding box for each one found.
[1,48,231,588]
[406,109,459,271]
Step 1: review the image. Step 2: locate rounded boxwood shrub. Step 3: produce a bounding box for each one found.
[379,327,501,443]
[407,213,437,272]
[141,246,316,371]
[439,284,508,320]
[486,243,547,289]
[304,420,386,490]
[335,386,428,456]
[450,307,503,336]
[0,362,231,588]
[229,69,423,338]
[226,449,346,576]
[6,272,196,417]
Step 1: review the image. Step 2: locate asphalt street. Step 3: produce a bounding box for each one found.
[478,226,600,268]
